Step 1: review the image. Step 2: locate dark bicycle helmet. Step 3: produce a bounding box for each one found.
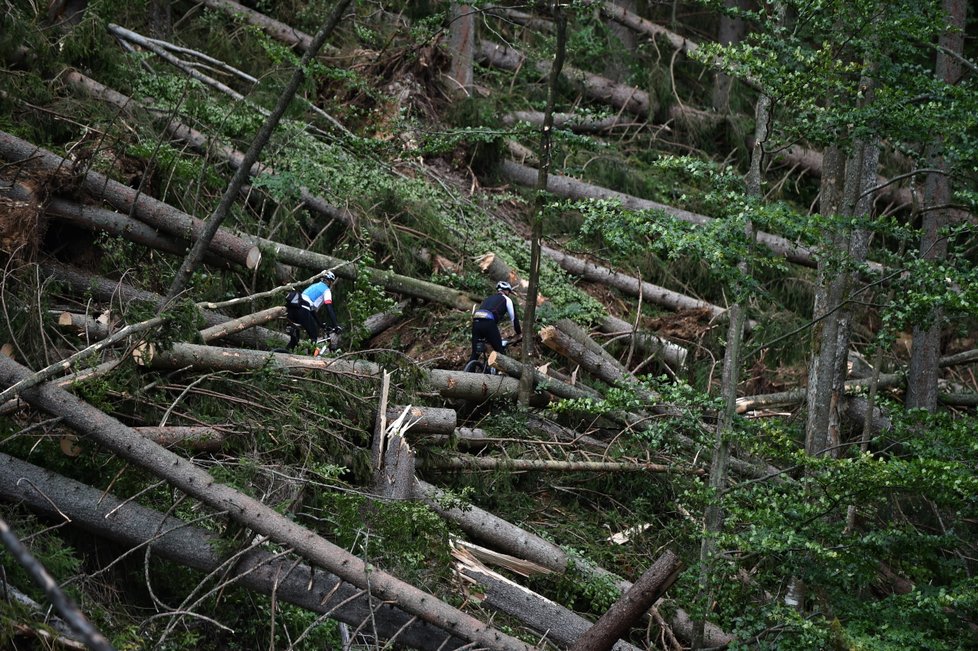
[496,280,513,292]
[322,270,336,283]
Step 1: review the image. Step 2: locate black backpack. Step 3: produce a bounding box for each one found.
[285,290,299,305]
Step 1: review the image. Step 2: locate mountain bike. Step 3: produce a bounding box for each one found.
[463,336,519,374]
[274,320,343,356]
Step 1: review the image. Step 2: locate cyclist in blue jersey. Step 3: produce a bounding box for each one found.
[285,271,342,350]
[469,281,521,363]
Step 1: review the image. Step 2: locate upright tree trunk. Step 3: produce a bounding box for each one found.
[520,3,567,405]
[805,136,880,457]
[692,89,767,650]
[448,4,475,95]
[711,0,748,113]
[906,0,966,411]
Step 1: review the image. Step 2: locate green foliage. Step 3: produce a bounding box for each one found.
[342,254,398,347]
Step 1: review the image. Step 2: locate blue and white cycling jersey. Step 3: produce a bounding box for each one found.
[300,282,332,311]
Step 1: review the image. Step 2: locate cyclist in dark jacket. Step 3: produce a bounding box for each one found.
[285,270,342,350]
[469,281,521,362]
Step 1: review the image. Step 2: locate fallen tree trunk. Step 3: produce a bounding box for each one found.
[502,111,647,134]
[253,235,477,311]
[385,404,457,434]
[0,452,471,651]
[363,300,408,339]
[0,357,537,651]
[453,546,644,651]
[133,426,225,450]
[0,131,261,270]
[197,306,284,343]
[540,242,731,317]
[540,325,658,403]
[41,261,287,349]
[477,41,720,130]
[41,193,234,269]
[418,455,699,475]
[503,161,815,269]
[598,314,688,369]
[57,311,111,341]
[416,479,730,647]
[488,350,603,402]
[569,550,683,651]
[131,341,526,402]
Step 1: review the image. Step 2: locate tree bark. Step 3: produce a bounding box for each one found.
[197,306,284,343]
[540,325,658,403]
[0,452,472,651]
[448,4,476,95]
[418,455,698,475]
[134,426,225,451]
[598,315,688,369]
[570,550,683,651]
[131,340,530,403]
[0,356,536,651]
[0,516,114,651]
[454,549,644,651]
[385,405,457,435]
[0,131,261,270]
[489,350,604,401]
[906,0,966,411]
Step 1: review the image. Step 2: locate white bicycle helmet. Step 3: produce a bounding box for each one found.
[323,270,336,283]
[496,280,513,292]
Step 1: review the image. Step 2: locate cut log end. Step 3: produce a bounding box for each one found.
[539,325,556,342]
[58,312,73,327]
[0,343,13,359]
[246,246,262,269]
[132,342,156,366]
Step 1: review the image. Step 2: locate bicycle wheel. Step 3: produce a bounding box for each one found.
[463,359,485,374]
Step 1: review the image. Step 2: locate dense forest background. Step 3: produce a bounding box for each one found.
[1,1,978,649]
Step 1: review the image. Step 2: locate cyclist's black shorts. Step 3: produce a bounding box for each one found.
[471,318,503,362]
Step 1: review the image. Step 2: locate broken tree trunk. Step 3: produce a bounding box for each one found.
[0,452,472,651]
[453,546,643,651]
[598,314,688,369]
[0,131,261,270]
[0,356,536,651]
[569,550,683,651]
[372,374,417,500]
[58,311,111,342]
[385,404,457,435]
[416,479,729,646]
